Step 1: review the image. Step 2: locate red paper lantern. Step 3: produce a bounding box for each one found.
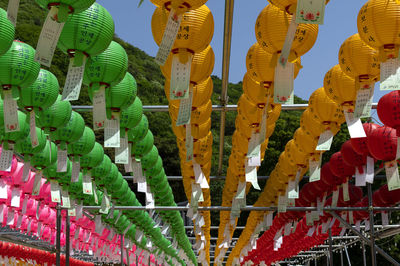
[341,140,366,173]
[320,162,342,189]
[377,91,400,136]
[337,184,363,206]
[329,152,355,180]
[368,125,397,161]
[374,184,400,206]
[351,123,380,156]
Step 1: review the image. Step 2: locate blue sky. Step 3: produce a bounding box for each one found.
[97,0,385,119]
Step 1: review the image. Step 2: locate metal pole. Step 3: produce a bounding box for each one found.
[126,248,130,266]
[368,183,377,266]
[66,211,70,266]
[56,203,61,266]
[217,0,235,175]
[120,235,124,266]
[344,246,351,266]
[362,241,367,266]
[330,211,399,265]
[314,257,317,266]
[340,249,344,266]
[328,228,333,266]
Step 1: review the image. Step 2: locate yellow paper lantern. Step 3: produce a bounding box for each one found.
[169,99,211,125]
[293,127,318,155]
[255,4,319,62]
[284,139,310,168]
[338,34,380,83]
[323,64,357,107]
[308,87,344,125]
[300,108,341,138]
[150,0,208,14]
[161,45,214,84]
[165,76,213,107]
[237,94,263,124]
[172,117,211,140]
[246,42,302,84]
[242,73,273,106]
[232,130,250,155]
[267,0,329,15]
[357,0,400,61]
[152,5,214,63]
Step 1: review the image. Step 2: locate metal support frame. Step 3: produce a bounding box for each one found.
[56,204,61,266]
[340,248,344,266]
[66,212,70,266]
[120,235,124,266]
[328,228,333,266]
[362,241,367,266]
[217,0,235,176]
[367,183,377,266]
[344,245,351,266]
[329,211,400,265]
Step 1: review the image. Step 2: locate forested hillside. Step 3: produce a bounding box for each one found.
[5,2,400,265]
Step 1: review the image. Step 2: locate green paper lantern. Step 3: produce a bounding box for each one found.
[0,8,15,56]
[0,111,30,150]
[128,115,148,144]
[18,69,59,113]
[132,130,154,159]
[107,172,124,194]
[67,126,95,161]
[119,96,143,135]
[147,168,165,187]
[141,146,159,171]
[0,41,40,99]
[30,140,57,170]
[37,95,72,133]
[15,127,47,161]
[80,142,104,172]
[96,163,118,188]
[68,172,83,199]
[58,3,114,66]
[145,156,163,178]
[50,111,85,150]
[35,0,95,23]
[83,41,128,91]
[43,159,72,185]
[92,155,112,184]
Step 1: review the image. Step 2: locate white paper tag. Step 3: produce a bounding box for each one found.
[62,58,86,101]
[61,190,70,208]
[288,171,300,199]
[366,156,375,183]
[343,182,350,201]
[10,187,20,208]
[245,161,260,190]
[316,130,333,151]
[170,54,192,100]
[93,86,107,130]
[3,90,19,133]
[309,158,321,182]
[279,17,298,67]
[99,192,110,215]
[104,114,120,148]
[355,166,367,186]
[284,222,292,236]
[0,180,7,199]
[154,10,182,65]
[7,0,20,26]
[385,161,400,191]
[21,197,27,214]
[145,186,155,209]
[22,161,30,182]
[354,85,374,119]
[124,144,133,172]
[278,195,287,213]
[32,171,42,196]
[307,226,316,237]
[76,202,82,220]
[57,148,68,172]
[50,180,61,203]
[82,174,93,195]
[35,7,64,67]
[382,212,389,226]
[29,111,39,148]
[193,162,209,189]
[331,189,339,207]
[380,58,400,91]
[176,86,193,126]
[6,209,14,226]
[296,0,326,25]
[365,219,370,231]
[137,177,147,193]
[0,148,12,172]
[115,136,128,166]
[260,104,268,142]
[274,61,294,104]
[344,110,367,138]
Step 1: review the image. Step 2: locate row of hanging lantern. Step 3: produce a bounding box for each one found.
[234,0,400,262]
[150,0,214,264]
[0,156,159,264]
[215,0,325,262]
[0,241,93,266]
[0,1,195,263]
